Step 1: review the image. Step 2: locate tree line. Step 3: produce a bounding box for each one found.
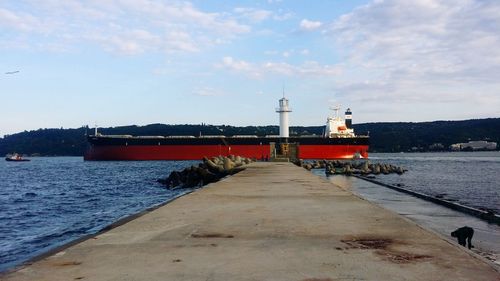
[1,118,499,156]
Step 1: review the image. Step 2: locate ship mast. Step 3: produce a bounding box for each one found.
[329,105,341,119]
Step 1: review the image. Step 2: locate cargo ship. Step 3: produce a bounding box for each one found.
[84,98,369,161]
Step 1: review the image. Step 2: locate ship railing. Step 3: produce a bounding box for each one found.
[166,136,196,138]
[96,135,133,138]
[326,134,369,138]
[328,135,354,138]
[199,135,226,138]
[296,135,320,138]
[231,135,258,138]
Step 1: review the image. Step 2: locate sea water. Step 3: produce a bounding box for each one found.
[367,151,500,214]
[0,157,196,272]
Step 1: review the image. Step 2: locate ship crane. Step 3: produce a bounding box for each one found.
[329,105,341,119]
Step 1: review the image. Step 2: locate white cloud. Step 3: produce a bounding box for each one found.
[299,19,322,31]
[328,0,500,109]
[217,57,341,78]
[0,1,250,54]
[0,7,57,34]
[233,7,292,23]
[234,7,272,23]
[219,56,262,78]
[221,56,252,71]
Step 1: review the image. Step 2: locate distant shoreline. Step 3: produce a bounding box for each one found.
[1,118,499,155]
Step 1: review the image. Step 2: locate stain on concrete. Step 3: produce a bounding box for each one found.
[191,233,234,238]
[174,243,219,248]
[376,251,432,264]
[51,261,81,266]
[341,237,393,250]
[301,278,334,281]
[341,236,432,264]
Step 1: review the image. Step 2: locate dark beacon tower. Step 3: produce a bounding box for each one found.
[345,108,352,129]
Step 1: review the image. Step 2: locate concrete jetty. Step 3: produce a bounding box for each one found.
[3,162,499,281]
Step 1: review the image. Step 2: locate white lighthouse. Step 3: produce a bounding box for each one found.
[276,97,292,138]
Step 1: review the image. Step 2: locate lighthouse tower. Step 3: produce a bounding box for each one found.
[276,97,292,138]
[345,108,352,128]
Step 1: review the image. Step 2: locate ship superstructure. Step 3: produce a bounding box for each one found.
[325,106,355,138]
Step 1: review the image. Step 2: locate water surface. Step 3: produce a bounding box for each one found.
[367,151,500,213]
[0,157,195,272]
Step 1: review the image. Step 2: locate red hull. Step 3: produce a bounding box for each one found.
[299,145,369,159]
[84,144,369,161]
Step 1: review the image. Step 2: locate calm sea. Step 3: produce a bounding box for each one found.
[367,151,500,214]
[0,158,196,272]
[1,152,499,272]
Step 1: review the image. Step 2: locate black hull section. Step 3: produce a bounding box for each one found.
[87,136,370,146]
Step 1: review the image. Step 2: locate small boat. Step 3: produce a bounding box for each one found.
[5,153,30,162]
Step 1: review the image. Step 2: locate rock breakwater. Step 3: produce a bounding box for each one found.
[158,155,254,189]
[294,159,407,176]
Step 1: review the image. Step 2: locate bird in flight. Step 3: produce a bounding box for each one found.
[5,70,20,74]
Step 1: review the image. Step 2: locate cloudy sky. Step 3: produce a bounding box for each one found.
[1,0,499,136]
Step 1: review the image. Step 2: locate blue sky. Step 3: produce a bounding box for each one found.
[1,0,499,136]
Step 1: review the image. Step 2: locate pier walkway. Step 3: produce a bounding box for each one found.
[3,162,499,281]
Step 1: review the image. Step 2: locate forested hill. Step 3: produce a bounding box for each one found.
[1,118,499,156]
[356,118,500,152]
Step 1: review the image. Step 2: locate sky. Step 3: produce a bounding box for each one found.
[1,0,500,136]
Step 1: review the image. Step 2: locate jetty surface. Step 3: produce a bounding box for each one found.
[2,162,499,281]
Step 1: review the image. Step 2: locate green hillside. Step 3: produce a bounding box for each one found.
[1,118,499,156]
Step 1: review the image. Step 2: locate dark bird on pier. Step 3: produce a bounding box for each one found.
[5,70,20,74]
